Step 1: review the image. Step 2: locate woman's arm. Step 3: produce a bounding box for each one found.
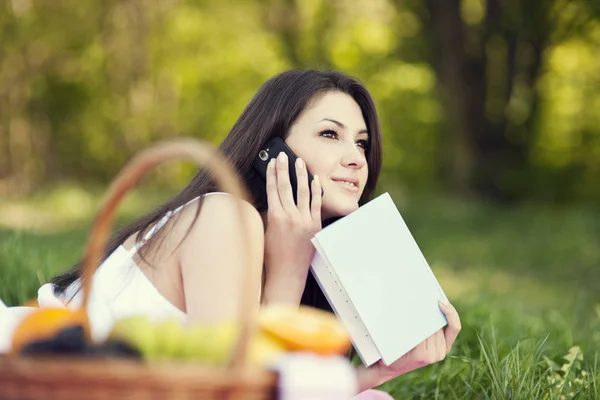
[260,269,307,306]
[175,194,265,324]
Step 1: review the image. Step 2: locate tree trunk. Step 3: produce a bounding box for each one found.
[425,0,478,196]
[0,93,10,196]
[260,0,333,69]
[424,0,550,202]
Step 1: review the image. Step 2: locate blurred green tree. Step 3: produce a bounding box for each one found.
[0,0,599,204]
[399,0,600,202]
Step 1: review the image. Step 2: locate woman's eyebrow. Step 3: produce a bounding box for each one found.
[319,118,369,134]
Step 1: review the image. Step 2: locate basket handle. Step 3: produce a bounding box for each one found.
[78,137,259,374]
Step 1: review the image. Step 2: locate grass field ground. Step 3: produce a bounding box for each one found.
[1,184,599,398]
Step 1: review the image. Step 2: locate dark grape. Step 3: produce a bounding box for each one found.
[20,325,87,355]
[19,325,141,360]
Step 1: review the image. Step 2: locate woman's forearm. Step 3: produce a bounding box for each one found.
[355,365,392,393]
[261,268,307,306]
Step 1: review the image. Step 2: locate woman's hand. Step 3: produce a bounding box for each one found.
[262,151,322,306]
[356,301,462,392]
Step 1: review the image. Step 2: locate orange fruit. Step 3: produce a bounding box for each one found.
[11,307,90,353]
[258,305,351,356]
[22,298,39,308]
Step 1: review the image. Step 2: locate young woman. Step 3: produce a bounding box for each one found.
[8,70,462,397]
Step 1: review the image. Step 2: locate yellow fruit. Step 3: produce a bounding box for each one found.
[181,324,211,361]
[109,316,158,359]
[248,331,287,366]
[182,321,238,365]
[258,305,351,356]
[11,307,89,353]
[155,319,185,359]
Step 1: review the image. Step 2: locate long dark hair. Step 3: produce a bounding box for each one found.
[51,69,384,312]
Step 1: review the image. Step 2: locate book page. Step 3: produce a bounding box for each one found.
[313,193,448,365]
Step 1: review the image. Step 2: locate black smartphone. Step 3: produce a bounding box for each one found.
[253,137,320,204]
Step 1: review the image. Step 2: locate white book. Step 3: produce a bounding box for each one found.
[310,192,448,367]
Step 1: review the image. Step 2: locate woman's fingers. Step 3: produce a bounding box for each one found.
[425,334,436,363]
[276,152,297,215]
[440,301,462,353]
[310,176,321,224]
[266,159,283,213]
[435,329,446,361]
[295,158,310,215]
[422,330,445,365]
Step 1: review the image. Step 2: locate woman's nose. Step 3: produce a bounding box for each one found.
[341,142,366,169]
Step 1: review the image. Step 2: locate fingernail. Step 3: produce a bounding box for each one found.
[439,300,450,307]
[313,175,319,185]
[296,158,304,168]
[278,152,286,163]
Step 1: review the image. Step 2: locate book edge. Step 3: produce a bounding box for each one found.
[310,241,381,367]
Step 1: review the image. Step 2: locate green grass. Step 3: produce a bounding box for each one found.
[1,185,599,399]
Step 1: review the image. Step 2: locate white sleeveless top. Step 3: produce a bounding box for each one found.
[0,192,246,349]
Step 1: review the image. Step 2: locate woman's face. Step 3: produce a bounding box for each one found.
[285,91,370,220]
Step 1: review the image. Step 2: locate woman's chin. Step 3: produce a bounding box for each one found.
[321,201,359,220]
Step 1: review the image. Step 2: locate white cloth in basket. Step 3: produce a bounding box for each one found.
[274,353,358,399]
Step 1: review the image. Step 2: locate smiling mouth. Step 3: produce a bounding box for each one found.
[332,178,359,192]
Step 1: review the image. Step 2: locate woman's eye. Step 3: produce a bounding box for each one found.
[319,129,338,139]
[357,140,369,150]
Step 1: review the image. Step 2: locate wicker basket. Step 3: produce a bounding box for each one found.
[0,138,278,399]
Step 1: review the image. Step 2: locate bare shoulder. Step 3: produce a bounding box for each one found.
[169,193,265,321]
[169,193,264,252]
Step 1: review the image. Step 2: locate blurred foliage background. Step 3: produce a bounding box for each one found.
[1,0,600,204]
[1,2,600,396]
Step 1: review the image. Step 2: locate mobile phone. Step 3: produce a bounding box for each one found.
[252,137,320,204]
